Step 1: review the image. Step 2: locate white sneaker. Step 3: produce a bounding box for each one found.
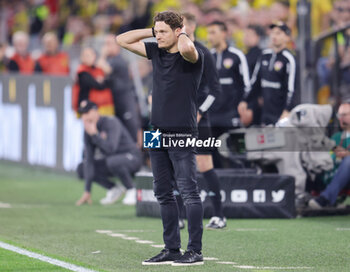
[205,216,227,229]
[100,186,125,205]
[122,188,137,205]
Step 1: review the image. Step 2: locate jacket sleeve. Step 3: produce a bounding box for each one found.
[238,52,252,98]
[78,71,111,90]
[198,51,222,114]
[244,56,261,102]
[90,119,121,155]
[7,60,19,72]
[282,51,297,110]
[83,133,95,192]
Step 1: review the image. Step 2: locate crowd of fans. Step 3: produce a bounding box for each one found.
[0,0,347,68]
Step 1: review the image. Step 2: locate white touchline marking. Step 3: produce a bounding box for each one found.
[203,257,218,261]
[113,230,156,233]
[0,241,99,272]
[150,245,165,248]
[0,202,11,208]
[336,228,350,231]
[95,230,112,234]
[234,228,277,232]
[256,267,313,270]
[135,240,154,244]
[91,251,101,254]
[107,233,126,237]
[232,264,313,270]
[233,265,257,269]
[121,237,139,240]
[216,261,237,265]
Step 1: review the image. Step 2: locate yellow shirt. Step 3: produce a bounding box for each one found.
[290,0,332,37]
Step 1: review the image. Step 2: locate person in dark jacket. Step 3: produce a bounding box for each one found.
[207,20,251,167]
[178,12,226,229]
[244,25,264,75]
[239,25,264,127]
[75,100,141,206]
[239,21,298,126]
[97,34,141,142]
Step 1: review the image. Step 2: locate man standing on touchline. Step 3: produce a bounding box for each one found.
[116,11,204,266]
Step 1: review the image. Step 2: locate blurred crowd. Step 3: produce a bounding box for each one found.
[1,0,349,68]
[0,0,350,111]
[1,0,350,140]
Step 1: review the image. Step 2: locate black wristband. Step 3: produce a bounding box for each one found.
[152,27,155,37]
[178,32,189,38]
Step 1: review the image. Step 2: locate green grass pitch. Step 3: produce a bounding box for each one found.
[0,162,349,272]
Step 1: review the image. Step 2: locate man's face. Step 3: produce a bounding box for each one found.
[81,48,96,66]
[244,28,260,48]
[337,104,350,130]
[82,109,99,128]
[104,34,119,56]
[270,27,288,48]
[154,21,179,50]
[14,37,29,56]
[183,18,196,37]
[207,25,226,48]
[44,36,58,55]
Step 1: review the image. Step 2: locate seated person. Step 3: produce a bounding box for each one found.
[35,32,70,75]
[76,100,142,206]
[7,31,34,74]
[309,101,350,208]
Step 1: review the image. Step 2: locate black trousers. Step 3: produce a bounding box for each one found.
[114,91,140,142]
[149,148,203,252]
[78,150,142,191]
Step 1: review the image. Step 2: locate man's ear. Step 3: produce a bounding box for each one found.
[174,28,182,37]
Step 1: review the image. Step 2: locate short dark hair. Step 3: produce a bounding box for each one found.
[207,20,227,32]
[277,0,290,8]
[78,100,98,114]
[182,12,196,25]
[342,99,350,105]
[154,11,183,30]
[247,24,265,38]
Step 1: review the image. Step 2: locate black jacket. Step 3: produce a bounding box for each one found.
[209,46,251,127]
[247,48,298,125]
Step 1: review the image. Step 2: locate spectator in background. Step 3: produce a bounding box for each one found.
[316,0,350,103]
[76,100,141,206]
[239,21,297,125]
[35,32,70,75]
[238,24,265,127]
[207,20,251,167]
[97,34,141,142]
[7,31,34,74]
[308,101,350,209]
[290,0,332,38]
[244,25,264,74]
[207,20,251,130]
[72,47,114,116]
[181,13,225,229]
[270,1,293,28]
